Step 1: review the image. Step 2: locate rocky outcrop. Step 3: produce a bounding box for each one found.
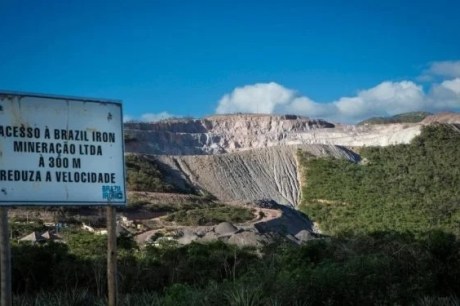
[124,114,334,155]
[124,114,432,155]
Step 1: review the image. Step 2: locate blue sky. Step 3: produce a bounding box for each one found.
[1,0,460,123]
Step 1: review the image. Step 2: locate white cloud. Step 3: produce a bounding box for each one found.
[421,61,460,80]
[428,78,460,110]
[439,78,460,94]
[216,82,295,114]
[280,96,334,118]
[140,112,175,122]
[334,81,426,121]
[215,79,460,123]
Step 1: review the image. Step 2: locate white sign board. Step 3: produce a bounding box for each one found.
[0,92,126,205]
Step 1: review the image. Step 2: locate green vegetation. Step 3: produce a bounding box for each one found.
[126,192,210,212]
[299,124,460,235]
[64,230,107,258]
[11,231,460,305]
[358,111,432,125]
[125,154,175,192]
[10,220,48,239]
[165,204,254,226]
[11,123,460,304]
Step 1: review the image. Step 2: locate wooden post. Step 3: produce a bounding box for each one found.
[0,207,12,306]
[106,206,117,306]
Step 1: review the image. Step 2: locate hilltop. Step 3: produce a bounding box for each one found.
[124,113,425,156]
[357,111,432,125]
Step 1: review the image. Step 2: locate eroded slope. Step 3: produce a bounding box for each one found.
[156,144,358,206]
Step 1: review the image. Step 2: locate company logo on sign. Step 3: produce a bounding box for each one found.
[102,185,124,200]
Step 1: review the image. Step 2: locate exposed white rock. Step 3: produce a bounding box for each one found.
[124,114,431,155]
[156,144,357,206]
[215,222,238,236]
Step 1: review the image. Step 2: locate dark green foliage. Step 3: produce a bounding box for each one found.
[117,233,138,252]
[10,220,48,239]
[12,242,73,294]
[13,290,104,306]
[10,233,460,305]
[299,124,460,235]
[126,193,213,212]
[358,111,432,125]
[125,154,174,192]
[64,230,107,258]
[164,204,254,225]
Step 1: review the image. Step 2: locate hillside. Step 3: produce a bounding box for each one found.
[123,112,460,218]
[422,112,460,124]
[357,111,432,125]
[124,116,460,239]
[156,144,359,206]
[125,154,177,193]
[299,124,460,235]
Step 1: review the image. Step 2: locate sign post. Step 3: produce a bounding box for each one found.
[0,207,11,306]
[0,91,126,305]
[107,205,117,306]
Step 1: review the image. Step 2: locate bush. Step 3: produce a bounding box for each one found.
[125,154,174,192]
[299,124,460,236]
[10,233,460,305]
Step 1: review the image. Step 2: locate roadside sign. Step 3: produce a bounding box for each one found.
[0,91,126,205]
